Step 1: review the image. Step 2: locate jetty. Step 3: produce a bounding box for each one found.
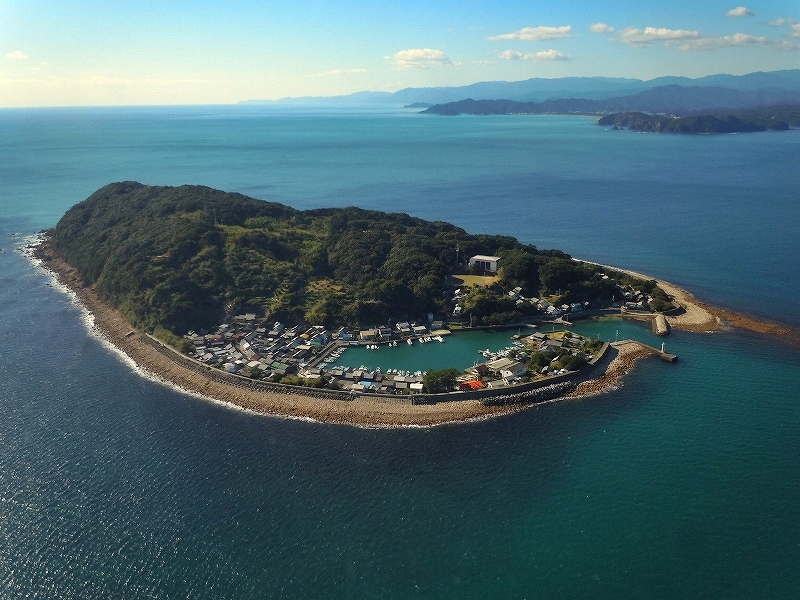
[640,342,678,362]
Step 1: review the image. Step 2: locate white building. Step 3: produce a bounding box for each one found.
[468,255,501,273]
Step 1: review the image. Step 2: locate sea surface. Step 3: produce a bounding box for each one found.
[1,105,799,598]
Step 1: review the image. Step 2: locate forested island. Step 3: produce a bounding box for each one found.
[423,98,800,133]
[597,107,799,133]
[48,182,674,345]
[32,182,742,424]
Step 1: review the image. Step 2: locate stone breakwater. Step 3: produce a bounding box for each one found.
[480,382,578,406]
[569,341,656,398]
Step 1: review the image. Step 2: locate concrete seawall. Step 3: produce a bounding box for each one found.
[143,335,616,407]
[652,314,670,336]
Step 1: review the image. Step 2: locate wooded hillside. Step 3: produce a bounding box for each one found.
[52,182,632,334]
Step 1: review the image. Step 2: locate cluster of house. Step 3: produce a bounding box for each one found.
[457,330,597,391]
[302,366,427,394]
[525,331,596,374]
[184,312,452,388]
[458,258,663,318]
[357,319,445,342]
[506,287,592,317]
[621,287,651,310]
[182,308,600,394]
[185,315,331,377]
[451,283,590,319]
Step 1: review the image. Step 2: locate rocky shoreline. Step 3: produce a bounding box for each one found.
[28,234,731,427]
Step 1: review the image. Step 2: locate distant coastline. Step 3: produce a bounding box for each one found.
[422,99,800,134]
[30,233,790,427]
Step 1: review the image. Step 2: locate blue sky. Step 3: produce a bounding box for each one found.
[2,0,799,106]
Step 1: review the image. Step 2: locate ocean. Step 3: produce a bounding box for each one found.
[1,105,798,598]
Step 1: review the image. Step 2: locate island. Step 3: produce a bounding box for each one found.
[30,182,792,426]
[422,98,800,134]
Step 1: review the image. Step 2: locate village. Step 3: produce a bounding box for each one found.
[182,315,606,396]
[180,254,669,395]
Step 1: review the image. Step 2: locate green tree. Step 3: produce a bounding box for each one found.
[556,354,588,371]
[498,248,540,294]
[527,351,551,372]
[422,368,461,393]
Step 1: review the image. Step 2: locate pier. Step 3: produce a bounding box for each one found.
[640,342,678,362]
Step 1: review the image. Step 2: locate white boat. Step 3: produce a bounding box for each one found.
[407,339,413,345]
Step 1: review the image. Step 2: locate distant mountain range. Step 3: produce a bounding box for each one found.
[240,70,800,109]
[422,86,800,116]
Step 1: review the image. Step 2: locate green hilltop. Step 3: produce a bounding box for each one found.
[51,182,658,337]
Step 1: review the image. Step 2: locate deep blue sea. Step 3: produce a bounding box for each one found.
[1,106,799,598]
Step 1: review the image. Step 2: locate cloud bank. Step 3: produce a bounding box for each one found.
[488,26,572,41]
[385,49,452,69]
[610,26,796,50]
[499,49,571,61]
[616,27,700,47]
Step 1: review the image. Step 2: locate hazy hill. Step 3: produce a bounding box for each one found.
[422,85,800,116]
[240,69,800,107]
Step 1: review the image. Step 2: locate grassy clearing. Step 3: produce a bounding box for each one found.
[450,274,497,287]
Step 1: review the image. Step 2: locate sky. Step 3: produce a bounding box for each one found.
[1,0,799,107]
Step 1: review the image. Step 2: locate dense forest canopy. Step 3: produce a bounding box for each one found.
[52,182,653,335]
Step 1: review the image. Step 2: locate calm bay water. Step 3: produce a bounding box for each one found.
[1,106,799,598]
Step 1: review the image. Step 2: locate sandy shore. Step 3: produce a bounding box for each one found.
[608,265,800,343]
[29,236,749,426]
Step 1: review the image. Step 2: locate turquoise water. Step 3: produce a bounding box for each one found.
[329,320,664,373]
[1,107,799,598]
[330,330,522,372]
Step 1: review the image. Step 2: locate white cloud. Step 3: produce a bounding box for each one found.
[488,26,572,41]
[313,68,367,77]
[6,50,29,60]
[610,22,799,50]
[726,6,754,17]
[616,27,699,47]
[590,23,615,34]
[500,49,571,61]
[499,50,524,60]
[385,48,453,69]
[472,60,496,66]
[767,17,797,27]
[675,32,771,50]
